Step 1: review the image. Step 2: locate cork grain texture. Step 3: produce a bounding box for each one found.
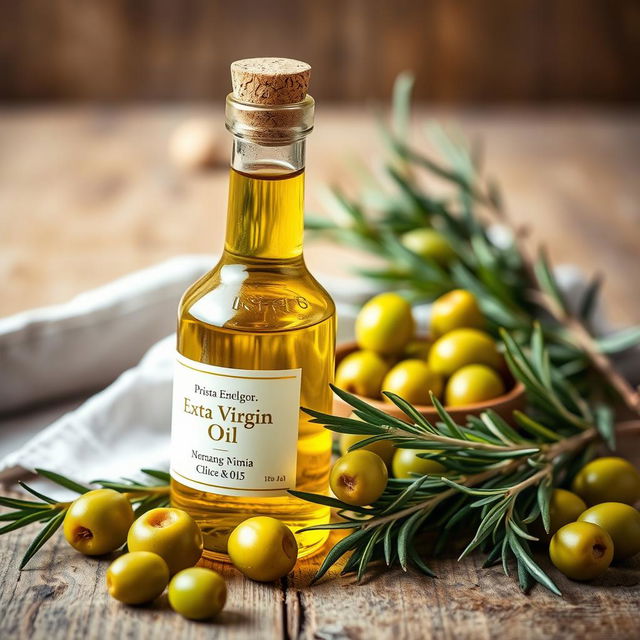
[231,58,311,105]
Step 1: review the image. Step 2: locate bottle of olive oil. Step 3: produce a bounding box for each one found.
[170,58,335,560]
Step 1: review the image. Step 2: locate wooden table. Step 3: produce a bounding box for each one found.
[1,107,639,639]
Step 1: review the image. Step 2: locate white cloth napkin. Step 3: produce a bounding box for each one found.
[0,254,626,493]
[0,255,214,414]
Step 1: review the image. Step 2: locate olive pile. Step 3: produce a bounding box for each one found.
[336,289,507,407]
[61,490,299,620]
[330,448,640,582]
[549,457,640,581]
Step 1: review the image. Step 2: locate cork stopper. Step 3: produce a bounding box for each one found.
[231,58,311,105]
[226,58,314,144]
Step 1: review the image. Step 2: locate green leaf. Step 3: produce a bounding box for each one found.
[322,385,420,434]
[141,469,170,482]
[530,323,552,389]
[34,469,91,494]
[430,395,467,440]
[482,541,504,568]
[594,404,615,450]
[536,477,552,534]
[459,498,509,559]
[20,510,67,570]
[0,509,56,535]
[288,490,372,515]
[392,141,477,195]
[517,558,535,594]
[340,546,365,577]
[0,496,47,509]
[440,477,507,497]
[304,215,339,231]
[392,72,415,142]
[407,544,436,577]
[534,249,567,314]
[329,188,367,229]
[133,494,169,518]
[579,274,602,324]
[380,391,436,434]
[508,518,538,542]
[17,482,57,504]
[596,327,640,354]
[507,530,561,596]
[300,521,366,532]
[92,481,141,492]
[383,522,396,566]
[398,510,430,571]
[513,411,562,442]
[356,527,384,581]
[311,529,370,584]
[479,411,524,446]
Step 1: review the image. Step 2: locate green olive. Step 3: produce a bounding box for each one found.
[106,551,169,605]
[428,328,502,378]
[578,502,640,560]
[340,427,395,466]
[127,507,203,576]
[330,450,388,506]
[549,521,613,580]
[400,228,456,265]
[571,457,640,506]
[381,359,443,405]
[168,567,227,620]
[547,489,587,536]
[63,489,134,556]
[444,364,505,406]
[335,350,390,398]
[227,516,298,582]
[392,449,445,479]
[430,289,484,337]
[355,293,415,356]
[403,338,432,361]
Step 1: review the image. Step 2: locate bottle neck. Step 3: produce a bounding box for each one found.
[224,137,306,261]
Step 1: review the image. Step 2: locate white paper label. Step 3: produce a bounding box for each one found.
[170,352,302,497]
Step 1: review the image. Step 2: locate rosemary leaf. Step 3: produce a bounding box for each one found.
[507,530,561,596]
[17,482,57,504]
[20,510,67,570]
[0,510,57,536]
[34,469,91,494]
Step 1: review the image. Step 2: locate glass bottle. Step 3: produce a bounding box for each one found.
[170,59,334,560]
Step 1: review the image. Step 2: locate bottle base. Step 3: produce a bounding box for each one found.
[171,478,332,563]
[202,527,330,564]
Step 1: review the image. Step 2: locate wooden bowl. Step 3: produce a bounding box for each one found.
[333,341,526,424]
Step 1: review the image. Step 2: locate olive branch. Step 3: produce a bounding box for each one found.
[291,326,636,595]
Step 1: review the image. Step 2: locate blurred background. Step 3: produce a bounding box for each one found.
[2,0,639,104]
[1,0,639,322]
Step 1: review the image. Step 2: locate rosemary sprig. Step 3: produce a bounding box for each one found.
[0,469,169,569]
[307,74,640,416]
[292,328,609,594]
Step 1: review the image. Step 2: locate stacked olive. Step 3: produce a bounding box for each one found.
[62,492,225,619]
[548,457,640,581]
[61,488,300,618]
[337,289,507,409]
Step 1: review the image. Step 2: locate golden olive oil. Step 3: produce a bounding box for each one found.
[171,164,335,559]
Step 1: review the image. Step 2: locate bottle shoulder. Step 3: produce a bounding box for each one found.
[179,258,335,333]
